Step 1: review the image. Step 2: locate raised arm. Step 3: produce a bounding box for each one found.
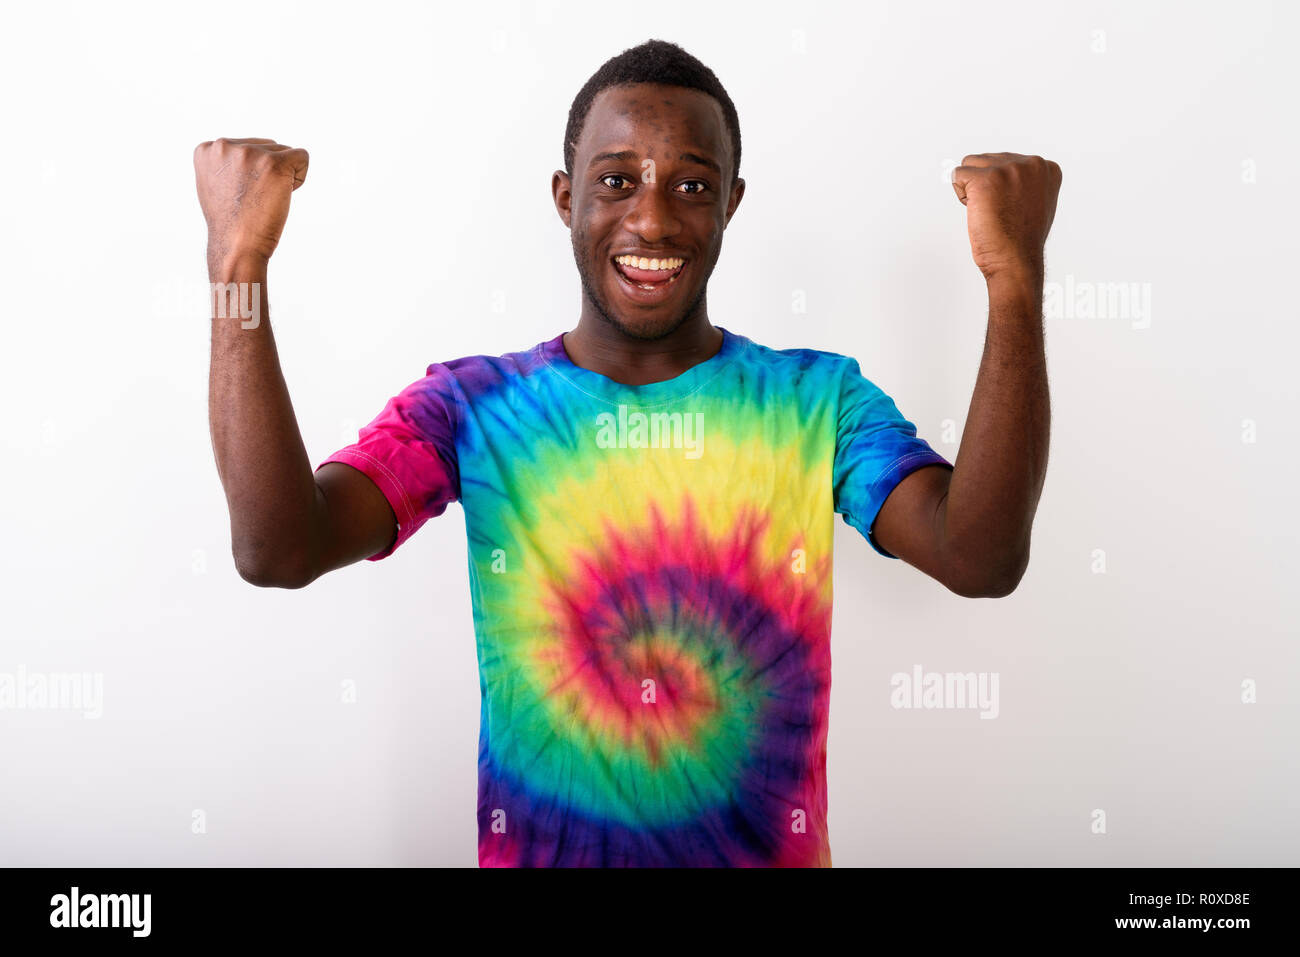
[196,138,396,588]
[872,152,1061,598]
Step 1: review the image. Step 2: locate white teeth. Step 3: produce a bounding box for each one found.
[615,255,683,271]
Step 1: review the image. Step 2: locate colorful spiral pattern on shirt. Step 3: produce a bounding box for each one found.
[473,403,835,865]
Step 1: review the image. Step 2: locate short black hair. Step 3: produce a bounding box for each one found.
[563,39,741,185]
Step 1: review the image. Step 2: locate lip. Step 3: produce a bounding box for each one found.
[610,255,689,306]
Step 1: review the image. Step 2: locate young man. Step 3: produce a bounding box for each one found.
[195,39,1059,867]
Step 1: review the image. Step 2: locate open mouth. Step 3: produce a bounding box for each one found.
[611,254,687,296]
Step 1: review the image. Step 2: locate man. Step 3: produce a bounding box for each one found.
[195,39,1058,867]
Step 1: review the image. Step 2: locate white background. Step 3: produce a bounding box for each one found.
[0,0,1295,866]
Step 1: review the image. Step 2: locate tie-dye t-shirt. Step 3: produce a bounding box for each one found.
[316,326,952,867]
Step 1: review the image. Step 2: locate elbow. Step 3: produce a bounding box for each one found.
[233,543,315,590]
[943,544,1029,599]
[957,574,1021,599]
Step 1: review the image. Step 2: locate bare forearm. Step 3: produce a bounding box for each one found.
[207,255,317,585]
[940,268,1050,594]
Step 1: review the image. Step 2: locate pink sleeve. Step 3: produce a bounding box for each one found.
[315,364,460,560]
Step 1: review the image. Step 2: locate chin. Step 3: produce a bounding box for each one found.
[607,312,686,341]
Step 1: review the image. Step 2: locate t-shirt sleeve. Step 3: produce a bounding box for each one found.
[833,358,953,559]
[314,363,461,561]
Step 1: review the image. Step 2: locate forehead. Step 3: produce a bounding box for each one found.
[577,83,731,170]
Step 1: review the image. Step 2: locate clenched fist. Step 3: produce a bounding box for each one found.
[194,137,309,270]
[952,152,1061,284]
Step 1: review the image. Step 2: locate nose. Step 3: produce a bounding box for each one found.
[622,182,681,244]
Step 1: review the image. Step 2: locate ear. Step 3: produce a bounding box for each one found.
[552,170,573,228]
[723,176,746,228]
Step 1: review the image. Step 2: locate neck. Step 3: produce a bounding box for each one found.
[563,301,723,387]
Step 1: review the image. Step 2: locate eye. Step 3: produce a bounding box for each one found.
[600,174,634,190]
[676,180,709,195]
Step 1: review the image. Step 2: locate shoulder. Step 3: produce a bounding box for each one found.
[730,331,868,388]
[421,335,558,399]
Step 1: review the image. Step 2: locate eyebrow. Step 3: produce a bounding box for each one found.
[589,150,638,166]
[588,150,723,175]
[678,152,722,175]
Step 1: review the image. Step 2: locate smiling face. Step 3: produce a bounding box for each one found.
[553,83,745,341]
